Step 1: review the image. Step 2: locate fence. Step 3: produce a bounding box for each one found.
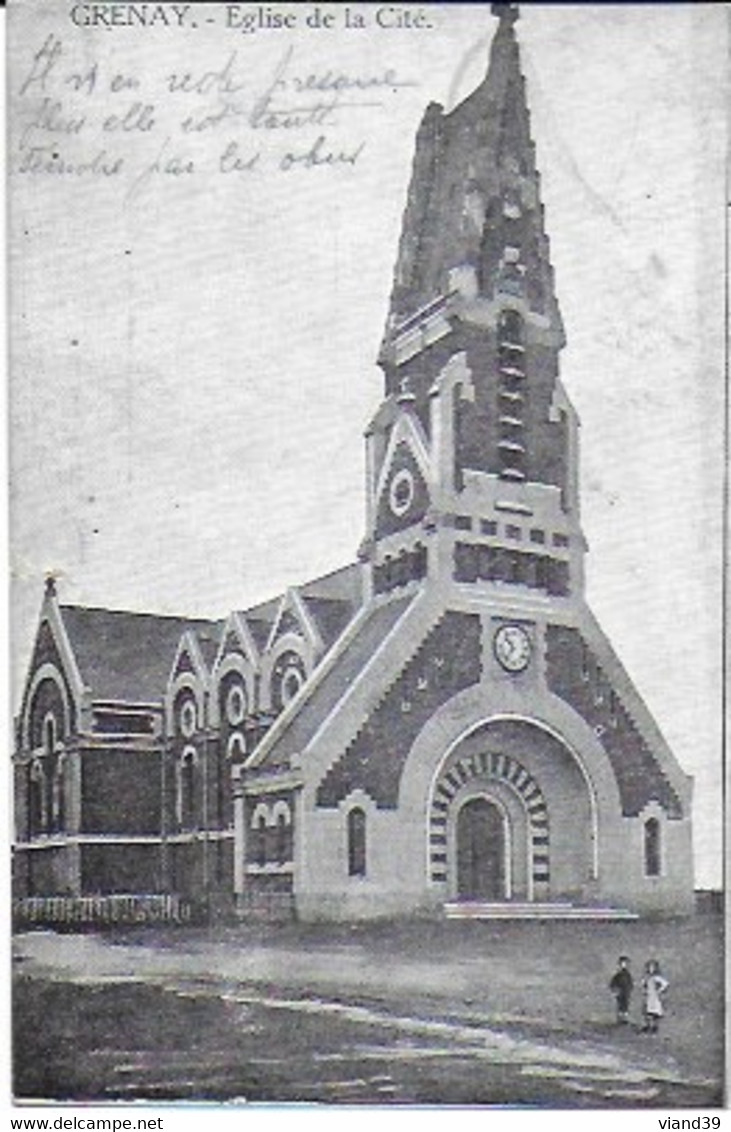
[13,893,191,927]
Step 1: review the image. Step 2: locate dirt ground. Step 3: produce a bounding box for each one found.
[12,913,724,1107]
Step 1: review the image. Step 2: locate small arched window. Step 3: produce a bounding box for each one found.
[508,552,522,585]
[44,715,56,757]
[27,678,68,752]
[347,807,367,878]
[53,756,66,831]
[644,817,661,877]
[178,748,197,830]
[226,733,246,761]
[271,801,292,864]
[28,760,46,836]
[498,308,524,347]
[275,812,289,863]
[256,814,268,866]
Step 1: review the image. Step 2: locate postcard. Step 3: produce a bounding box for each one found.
[8,1,725,1111]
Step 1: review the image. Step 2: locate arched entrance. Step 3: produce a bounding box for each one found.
[456,797,507,900]
[430,748,548,900]
[427,718,599,903]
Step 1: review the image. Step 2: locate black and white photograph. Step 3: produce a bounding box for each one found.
[7,0,725,1113]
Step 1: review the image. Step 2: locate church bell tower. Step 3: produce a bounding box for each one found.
[363,2,583,605]
[244,4,693,920]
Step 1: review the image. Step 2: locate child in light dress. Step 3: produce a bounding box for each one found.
[642,958,669,1033]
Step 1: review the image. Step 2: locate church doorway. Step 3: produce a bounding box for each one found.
[456,797,507,901]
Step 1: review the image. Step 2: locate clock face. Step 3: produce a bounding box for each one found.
[494,624,531,673]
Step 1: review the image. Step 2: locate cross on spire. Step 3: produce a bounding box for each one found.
[491,3,519,25]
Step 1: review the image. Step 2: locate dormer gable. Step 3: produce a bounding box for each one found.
[18,580,86,751]
[165,629,213,733]
[372,410,431,541]
[214,611,260,671]
[264,588,324,657]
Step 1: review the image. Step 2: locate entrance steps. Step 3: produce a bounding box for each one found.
[444,901,638,921]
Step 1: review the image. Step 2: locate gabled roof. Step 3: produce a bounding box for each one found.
[50,563,362,708]
[237,563,363,656]
[59,605,222,703]
[238,597,280,654]
[264,588,324,654]
[298,563,362,649]
[193,626,221,670]
[301,596,354,652]
[214,611,261,670]
[299,562,362,607]
[249,595,414,770]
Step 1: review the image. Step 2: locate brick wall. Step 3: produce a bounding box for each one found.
[81,749,163,834]
[316,611,481,807]
[80,842,162,895]
[545,625,683,818]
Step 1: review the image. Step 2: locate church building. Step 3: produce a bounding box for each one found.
[13,6,694,922]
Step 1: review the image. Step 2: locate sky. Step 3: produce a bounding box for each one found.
[7,2,726,886]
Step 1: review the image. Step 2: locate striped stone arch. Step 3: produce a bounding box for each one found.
[429,750,550,897]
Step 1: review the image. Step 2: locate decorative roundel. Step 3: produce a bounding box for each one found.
[179,698,197,737]
[225,682,247,726]
[493,623,532,673]
[272,650,306,711]
[389,468,415,517]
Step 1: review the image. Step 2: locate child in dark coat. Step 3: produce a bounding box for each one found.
[609,955,633,1024]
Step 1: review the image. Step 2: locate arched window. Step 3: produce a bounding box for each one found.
[44,714,56,756]
[275,812,289,863]
[282,669,303,705]
[226,733,246,761]
[28,760,46,836]
[271,801,292,864]
[27,677,68,752]
[347,807,367,878]
[644,817,661,877]
[498,308,524,347]
[256,814,268,866]
[178,748,197,830]
[412,543,428,580]
[508,552,522,585]
[53,755,66,831]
